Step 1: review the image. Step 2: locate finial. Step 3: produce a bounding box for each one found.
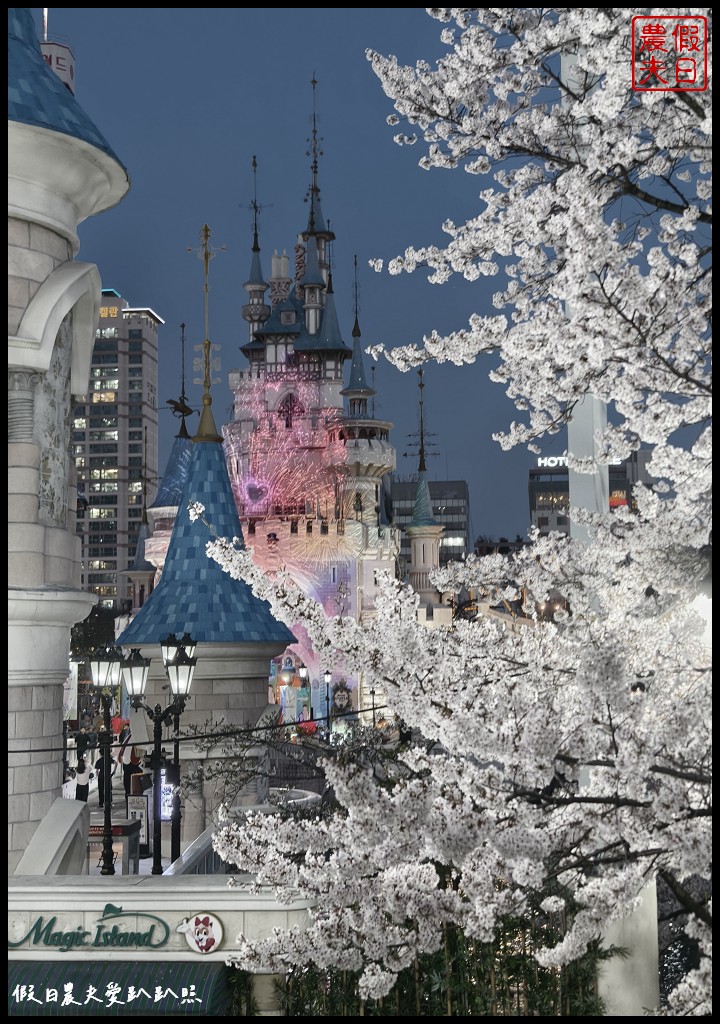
[188,225,223,443]
[371,364,376,419]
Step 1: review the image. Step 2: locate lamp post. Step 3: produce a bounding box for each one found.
[324,669,332,738]
[123,638,196,875]
[370,687,376,728]
[88,643,123,876]
[298,663,309,721]
[161,633,197,863]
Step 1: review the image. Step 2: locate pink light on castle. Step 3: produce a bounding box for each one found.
[224,371,349,522]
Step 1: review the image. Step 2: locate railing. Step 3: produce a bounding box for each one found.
[162,825,224,876]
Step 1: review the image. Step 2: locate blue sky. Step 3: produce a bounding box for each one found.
[30,8,548,542]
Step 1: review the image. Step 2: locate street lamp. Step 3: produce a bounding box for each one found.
[88,643,123,876]
[324,669,332,738]
[123,637,196,874]
[161,635,196,863]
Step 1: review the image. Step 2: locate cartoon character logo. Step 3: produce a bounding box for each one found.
[177,913,223,954]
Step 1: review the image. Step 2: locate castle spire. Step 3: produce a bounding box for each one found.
[191,224,223,443]
[418,368,427,474]
[303,75,334,243]
[242,157,270,337]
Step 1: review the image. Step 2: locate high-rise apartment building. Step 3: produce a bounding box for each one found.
[73,288,162,607]
[391,478,471,570]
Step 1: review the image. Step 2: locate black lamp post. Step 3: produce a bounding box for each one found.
[123,637,196,875]
[88,644,123,876]
[161,633,197,863]
[324,669,332,738]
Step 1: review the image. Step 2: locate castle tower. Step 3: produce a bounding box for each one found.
[224,95,400,723]
[117,226,294,839]
[8,7,129,873]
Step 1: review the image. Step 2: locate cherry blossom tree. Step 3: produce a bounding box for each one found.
[193,9,711,1015]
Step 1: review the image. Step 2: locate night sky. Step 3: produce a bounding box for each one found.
[29,8,551,542]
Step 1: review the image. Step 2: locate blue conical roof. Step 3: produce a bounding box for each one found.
[244,232,267,291]
[117,440,295,646]
[8,8,125,168]
[341,324,374,395]
[149,434,193,509]
[295,278,351,354]
[300,235,325,288]
[129,517,154,573]
[410,472,440,528]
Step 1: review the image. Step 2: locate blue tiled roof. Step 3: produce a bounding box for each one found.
[253,297,303,338]
[294,284,352,355]
[244,245,267,290]
[305,194,334,239]
[129,518,155,573]
[117,440,295,647]
[8,8,126,168]
[342,328,374,395]
[410,472,441,528]
[300,236,325,288]
[150,434,193,509]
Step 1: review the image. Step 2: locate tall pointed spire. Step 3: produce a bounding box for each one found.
[242,157,271,338]
[417,368,427,474]
[303,75,334,243]
[191,225,223,443]
[410,369,439,528]
[341,256,374,416]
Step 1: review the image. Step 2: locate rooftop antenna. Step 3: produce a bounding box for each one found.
[188,225,224,442]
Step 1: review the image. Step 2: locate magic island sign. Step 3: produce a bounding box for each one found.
[8,906,230,1015]
[8,903,170,953]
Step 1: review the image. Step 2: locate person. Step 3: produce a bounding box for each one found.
[119,743,145,796]
[74,759,93,802]
[94,750,116,808]
[74,726,92,761]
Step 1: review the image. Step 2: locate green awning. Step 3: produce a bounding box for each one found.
[8,961,232,1016]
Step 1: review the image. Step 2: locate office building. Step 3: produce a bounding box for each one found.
[72,288,162,607]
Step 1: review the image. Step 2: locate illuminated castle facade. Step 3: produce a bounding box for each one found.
[223,149,401,723]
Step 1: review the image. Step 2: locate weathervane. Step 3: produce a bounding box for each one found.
[166,322,194,437]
